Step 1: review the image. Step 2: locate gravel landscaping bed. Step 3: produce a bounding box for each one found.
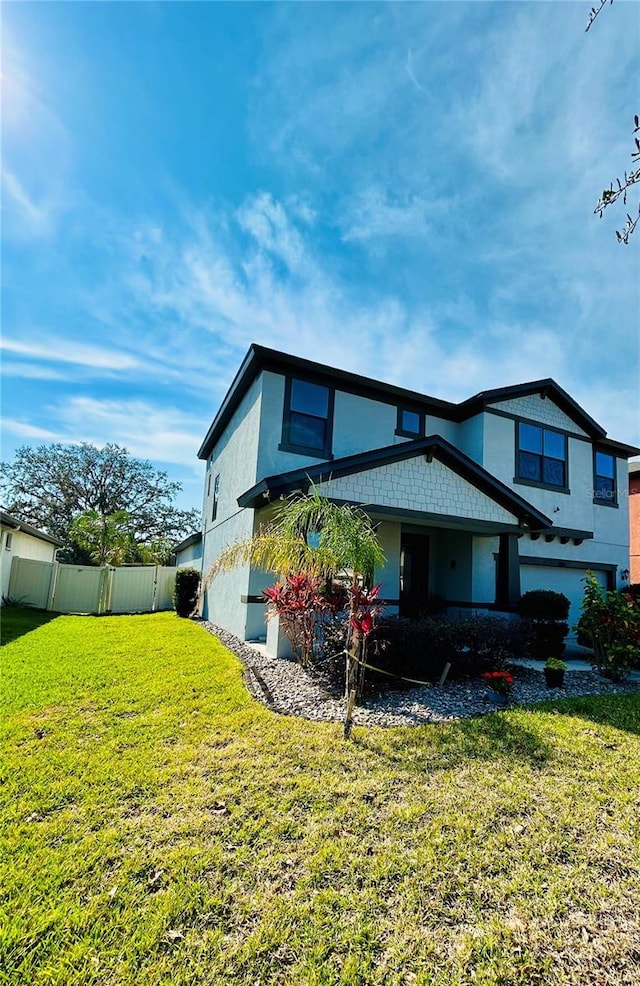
[200,620,640,727]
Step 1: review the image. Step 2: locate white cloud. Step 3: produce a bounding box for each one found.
[0,337,142,371]
[237,192,312,275]
[340,186,451,242]
[51,397,206,471]
[0,361,69,381]
[1,169,48,225]
[1,419,60,441]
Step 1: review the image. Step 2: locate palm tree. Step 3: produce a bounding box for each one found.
[203,488,385,736]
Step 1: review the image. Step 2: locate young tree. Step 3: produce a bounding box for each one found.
[0,443,200,563]
[205,488,385,737]
[70,509,135,566]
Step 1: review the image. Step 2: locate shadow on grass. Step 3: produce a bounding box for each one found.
[354,711,554,772]
[0,607,60,646]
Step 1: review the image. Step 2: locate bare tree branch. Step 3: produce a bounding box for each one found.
[585,0,613,33]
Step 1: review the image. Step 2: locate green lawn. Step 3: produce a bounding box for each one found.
[0,606,58,646]
[1,611,639,986]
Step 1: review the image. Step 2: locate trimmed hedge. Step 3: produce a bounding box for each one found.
[317,614,522,692]
[174,567,201,618]
[517,590,570,659]
[517,590,570,621]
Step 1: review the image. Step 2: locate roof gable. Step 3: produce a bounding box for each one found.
[238,435,552,530]
[199,346,638,462]
[458,379,605,437]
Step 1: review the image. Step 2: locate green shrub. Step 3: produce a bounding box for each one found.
[517,589,570,621]
[336,614,523,689]
[622,583,640,603]
[173,567,201,618]
[576,573,640,681]
[517,589,570,659]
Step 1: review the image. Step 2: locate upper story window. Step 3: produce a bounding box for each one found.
[211,474,220,521]
[396,407,425,438]
[280,377,334,457]
[516,422,567,490]
[594,451,616,505]
[5,532,12,550]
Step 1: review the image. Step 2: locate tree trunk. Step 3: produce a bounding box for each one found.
[343,688,356,740]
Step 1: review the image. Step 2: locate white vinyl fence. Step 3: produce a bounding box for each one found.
[7,557,176,615]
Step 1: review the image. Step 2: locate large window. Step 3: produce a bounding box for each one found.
[281,377,333,456]
[594,450,616,505]
[516,422,567,489]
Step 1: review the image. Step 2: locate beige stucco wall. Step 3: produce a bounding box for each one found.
[1,526,58,601]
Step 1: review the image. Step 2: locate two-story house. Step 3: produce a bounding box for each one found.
[197,345,638,653]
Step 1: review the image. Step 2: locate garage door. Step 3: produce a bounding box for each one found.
[519,566,609,637]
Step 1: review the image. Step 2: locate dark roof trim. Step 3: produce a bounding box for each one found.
[198,345,458,459]
[529,525,594,539]
[459,379,606,438]
[198,345,630,461]
[172,531,203,553]
[237,435,553,530]
[598,437,640,457]
[0,511,63,546]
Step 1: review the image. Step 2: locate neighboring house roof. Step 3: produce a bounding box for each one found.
[629,460,640,477]
[172,531,203,553]
[198,344,639,460]
[0,510,63,547]
[237,434,555,532]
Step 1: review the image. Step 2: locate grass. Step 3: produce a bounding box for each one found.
[0,606,58,646]
[1,610,639,986]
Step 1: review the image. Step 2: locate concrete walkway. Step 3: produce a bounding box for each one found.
[512,650,640,681]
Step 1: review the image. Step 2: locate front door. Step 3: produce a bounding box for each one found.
[399,532,430,618]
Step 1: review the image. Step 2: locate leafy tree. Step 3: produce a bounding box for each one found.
[205,488,385,737]
[0,443,200,564]
[70,509,135,566]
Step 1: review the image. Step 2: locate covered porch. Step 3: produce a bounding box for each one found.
[237,435,554,648]
[369,513,523,619]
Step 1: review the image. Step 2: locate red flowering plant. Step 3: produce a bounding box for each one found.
[482,670,514,697]
[349,583,383,638]
[346,583,384,698]
[263,573,334,667]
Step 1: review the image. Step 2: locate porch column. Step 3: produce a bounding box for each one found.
[496,533,520,608]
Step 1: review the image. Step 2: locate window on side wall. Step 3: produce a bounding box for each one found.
[280,377,333,457]
[5,532,12,550]
[211,474,220,521]
[516,422,567,490]
[396,407,425,438]
[593,450,617,505]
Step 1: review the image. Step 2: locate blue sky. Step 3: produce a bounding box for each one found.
[2,1,639,513]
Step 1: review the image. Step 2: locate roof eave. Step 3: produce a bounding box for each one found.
[237,435,553,530]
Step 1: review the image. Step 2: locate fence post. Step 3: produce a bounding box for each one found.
[46,561,60,612]
[98,567,113,614]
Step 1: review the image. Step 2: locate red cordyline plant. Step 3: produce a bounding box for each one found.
[347,583,384,699]
[263,573,343,667]
[483,670,514,696]
[203,488,385,739]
